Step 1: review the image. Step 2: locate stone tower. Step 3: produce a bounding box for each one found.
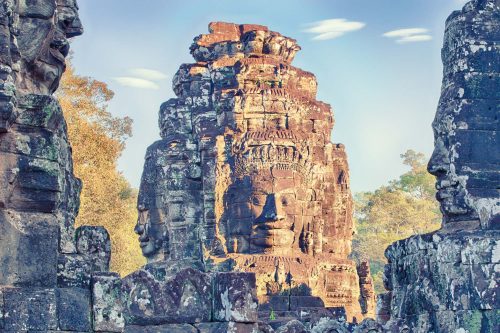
[0,1,115,331]
[380,0,499,331]
[135,22,375,322]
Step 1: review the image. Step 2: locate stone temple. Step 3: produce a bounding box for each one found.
[134,21,375,322]
[0,0,498,332]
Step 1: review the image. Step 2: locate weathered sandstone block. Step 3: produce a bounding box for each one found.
[213,272,259,322]
[56,287,92,332]
[92,272,125,332]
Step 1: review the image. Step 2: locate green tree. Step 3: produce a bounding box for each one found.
[352,150,440,293]
[56,63,145,276]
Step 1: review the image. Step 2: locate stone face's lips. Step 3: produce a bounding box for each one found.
[434,176,463,208]
[253,220,293,230]
[138,234,150,247]
[50,36,71,60]
[435,178,458,190]
[436,188,454,201]
[250,228,294,247]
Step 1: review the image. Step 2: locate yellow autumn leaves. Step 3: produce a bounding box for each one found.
[352,150,441,293]
[56,63,145,276]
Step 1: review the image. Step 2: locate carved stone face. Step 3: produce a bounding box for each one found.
[135,206,166,261]
[16,0,83,94]
[225,165,315,255]
[427,99,499,228]
[56,0,84,38]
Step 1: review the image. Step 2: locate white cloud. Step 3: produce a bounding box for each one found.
[128,68,168,81]
[303,19,366,40]
[383,28,428,38]
[383,28,432,43]
[113,77,160,90]
[397,35,433,43]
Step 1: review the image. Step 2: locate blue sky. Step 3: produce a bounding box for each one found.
[70,0,468,193]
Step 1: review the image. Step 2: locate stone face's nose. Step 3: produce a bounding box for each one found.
[261,194,284,222]
[67,16,84,38]
[427,137,450,177]
[62,12,83,38]
[134,223,144,235]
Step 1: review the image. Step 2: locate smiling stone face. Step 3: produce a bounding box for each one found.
[134,22,373,321]
[225,166,310,255]
[135,206,167,261]
[15,0,83,94]
[427,0,500,230]
[222,138,322,256]
[428,98,499,229]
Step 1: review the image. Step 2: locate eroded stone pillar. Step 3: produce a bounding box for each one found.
[0,1,114,332]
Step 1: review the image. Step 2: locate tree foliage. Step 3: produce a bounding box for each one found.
[57,63,145,276]
[352,150,440,293]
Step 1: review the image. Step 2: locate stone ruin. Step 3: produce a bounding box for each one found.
[0,0,498,332]
[131,20,376,324]
[0,0,115,332]
[378,0,500,331]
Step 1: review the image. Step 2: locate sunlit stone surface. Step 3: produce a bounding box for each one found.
[135,22,375,322]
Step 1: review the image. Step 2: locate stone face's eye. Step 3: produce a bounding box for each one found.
[251,194,266,206]
[281,198,288,206]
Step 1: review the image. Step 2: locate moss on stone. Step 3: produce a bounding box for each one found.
[462,310,483,332]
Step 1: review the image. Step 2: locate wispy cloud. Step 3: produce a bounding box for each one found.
[129,68,168,81]
[113,77,160,90]
[303,19,366,40]
[397,35,433,43]
[113,67,167,90]
[383,28,432,43]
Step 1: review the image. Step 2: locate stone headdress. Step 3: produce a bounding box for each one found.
[232,130,314,181]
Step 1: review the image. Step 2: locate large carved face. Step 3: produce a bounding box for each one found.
[225,158,318,255]
[427,99,499,229]
[135,205,167,261]
[135,145,169,262]
[16,0,83,94]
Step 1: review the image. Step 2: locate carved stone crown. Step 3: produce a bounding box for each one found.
[234,143,313,180]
